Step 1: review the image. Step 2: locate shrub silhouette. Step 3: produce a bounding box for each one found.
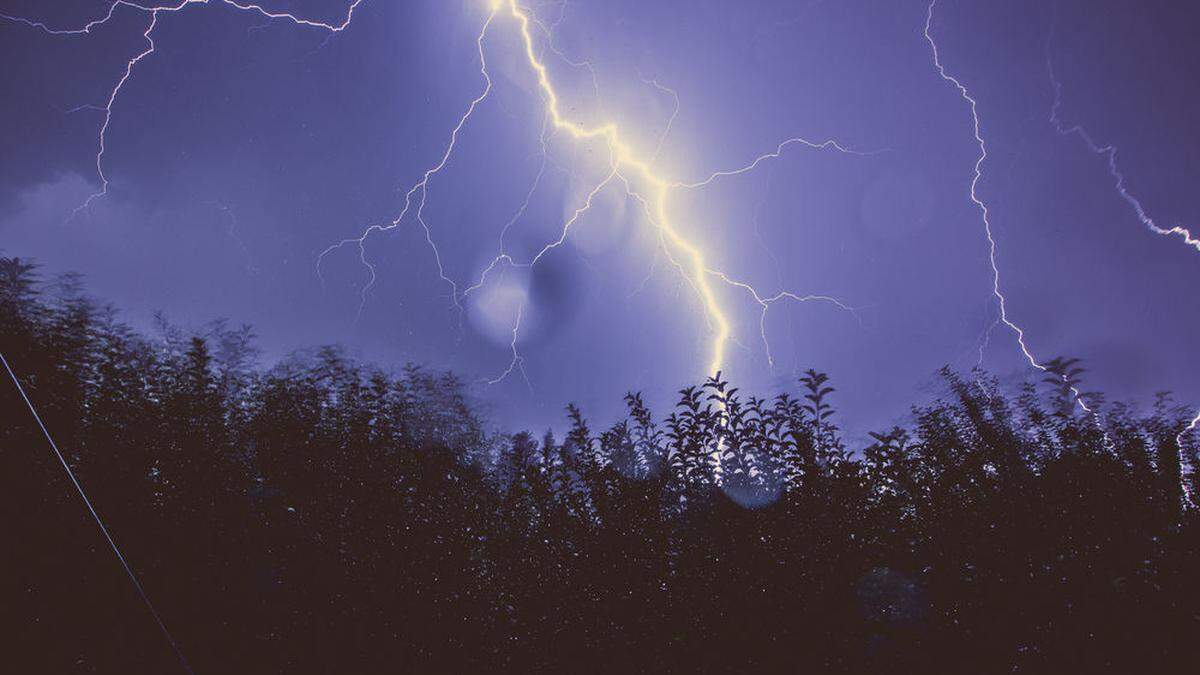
[2,255,1199,673]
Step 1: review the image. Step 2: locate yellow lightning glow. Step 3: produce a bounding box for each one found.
[324,0,859,384]
[498,0,732,375]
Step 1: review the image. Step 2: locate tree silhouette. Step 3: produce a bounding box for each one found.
[3,256,1200,673]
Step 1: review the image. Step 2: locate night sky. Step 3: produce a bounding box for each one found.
[2,0,1197,441]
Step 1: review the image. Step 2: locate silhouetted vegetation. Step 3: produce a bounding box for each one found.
[3,255,1199,673]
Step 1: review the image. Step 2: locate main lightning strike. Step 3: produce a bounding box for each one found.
[459,1,861,383]
[9,0,1187,494]
[9,0,861,388]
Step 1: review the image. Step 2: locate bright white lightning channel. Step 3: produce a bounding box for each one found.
[323,0,863,387]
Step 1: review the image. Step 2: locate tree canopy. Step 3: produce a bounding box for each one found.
[2,255,1199,673]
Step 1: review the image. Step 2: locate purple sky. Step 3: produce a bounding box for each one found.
[2,0,1197,440]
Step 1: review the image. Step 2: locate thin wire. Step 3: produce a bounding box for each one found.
[1,351,194,674]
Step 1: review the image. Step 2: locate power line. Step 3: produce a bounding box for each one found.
[1,351,193,674]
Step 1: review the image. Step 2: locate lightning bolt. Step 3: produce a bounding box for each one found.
[2,1,365,219]
[208,201,258,275]
[923,0,1052,381]
[332,0,862,387]
[1043,5,1198,506]
[1044,12,1200,256]
[638,71,680,166]
[923,0,1104,406]
[926,1,1196,507]
[7,0,1191,498]
[8,0,861,387]
[486,296,533,392]
[1044,7,1198,505]
[480,1,743,376]
[11,0,864,389]
[1170,410,1200,510]
[1044,5,1200,267]
[318,5,497,322]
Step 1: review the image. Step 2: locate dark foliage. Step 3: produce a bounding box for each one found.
[3,256,1199,674]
